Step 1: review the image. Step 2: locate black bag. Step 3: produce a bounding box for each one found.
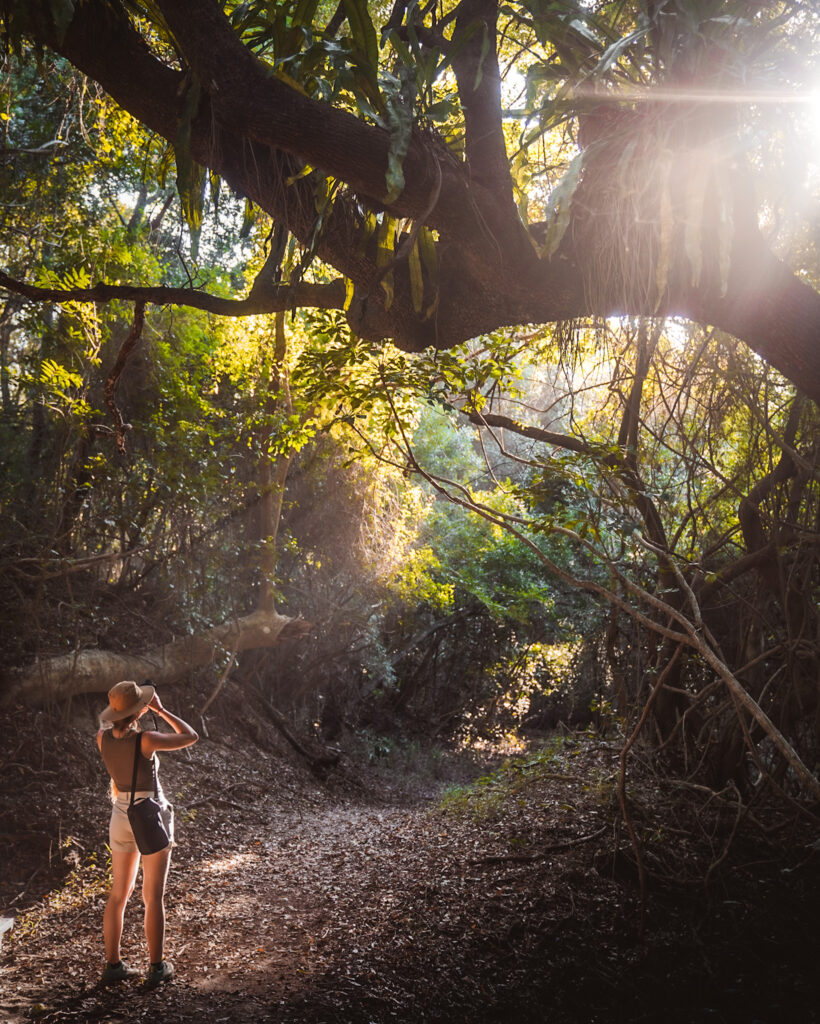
[126,733,170,855]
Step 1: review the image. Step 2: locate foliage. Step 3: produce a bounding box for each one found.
[0,6,818,813]
[1,0,816,401]
[439,735,584,821]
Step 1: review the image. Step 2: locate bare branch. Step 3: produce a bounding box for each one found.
[0,270,346,317]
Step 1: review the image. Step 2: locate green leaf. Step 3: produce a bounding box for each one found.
[376,215,395,309]
[357,209,378,257]
[417,226,439,319]
[344,277,355,311]
[342,0,380,107]
[157,142,174,189]
[376,215,395,269]
[209,170,221,214]
[540,150,584,259]
[386,28,412,66]
[590,24,648,79]
[384,84,413,203]
[285,0,320,56]
[285,163,314,186]
[426,98,457,122]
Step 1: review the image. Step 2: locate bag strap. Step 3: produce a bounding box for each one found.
[129,732,141,809]
[128,731,160,808]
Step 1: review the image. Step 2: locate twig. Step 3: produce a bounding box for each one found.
[260,697,340,768]
[0,269,345,317]
[185,780,267,810]
[618,644,683,937]
[200,649,237,715]
[468,825,607,865]
[704,781,744,888]
[509,766,581,783]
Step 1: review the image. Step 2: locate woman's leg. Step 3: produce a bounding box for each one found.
[103,851,140,963]
[141,847,172,963]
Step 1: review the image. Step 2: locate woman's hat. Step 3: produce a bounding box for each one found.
[100,680,156,723]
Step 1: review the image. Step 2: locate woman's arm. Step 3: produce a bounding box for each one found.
[139,694,199,756]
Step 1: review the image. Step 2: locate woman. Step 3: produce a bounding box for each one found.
[96,680,198,988]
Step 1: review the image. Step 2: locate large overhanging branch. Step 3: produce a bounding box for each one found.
[26,0,516,346]
[28,0,418,286]
[11,0,820,403]
[152,0,535,283]
[152,0,463,225]
[0,271,346,317]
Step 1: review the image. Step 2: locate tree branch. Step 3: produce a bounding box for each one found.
[0,270,346,316]
[153,0,446,220]
[463,408,594,455]
[451,0,515,199]
[15,0,820,399]
[468,825,608,865]
[3,609,311,706]
[449,0,527,254]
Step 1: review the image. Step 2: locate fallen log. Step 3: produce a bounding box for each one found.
[2,609,311,707]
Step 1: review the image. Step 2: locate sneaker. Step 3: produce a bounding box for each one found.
[101,961,140,985]
[144,960,174,989]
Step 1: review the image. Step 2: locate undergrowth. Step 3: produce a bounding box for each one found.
[438,734,593,821]
[9,846,109,946]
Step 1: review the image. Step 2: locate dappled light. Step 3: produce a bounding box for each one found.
[201,852,257,876]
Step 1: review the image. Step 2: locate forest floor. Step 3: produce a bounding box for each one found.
[1,687,819,1024]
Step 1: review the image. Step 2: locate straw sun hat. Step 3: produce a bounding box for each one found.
[100,680,156,723]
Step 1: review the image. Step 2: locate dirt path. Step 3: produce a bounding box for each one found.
[1,739,625,1024]
[3,733,818,1024]
[4,787,563,1023]
[1,792,433,1021]
[174,799,461,1002]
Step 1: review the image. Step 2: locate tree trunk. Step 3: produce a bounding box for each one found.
[3,608,310,707]
[256,310,294,613]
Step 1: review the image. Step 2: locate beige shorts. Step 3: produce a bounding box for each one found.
[109,791,175,855]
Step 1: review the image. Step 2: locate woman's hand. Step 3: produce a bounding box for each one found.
[147,692,165,713]
[139,695,199,756]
